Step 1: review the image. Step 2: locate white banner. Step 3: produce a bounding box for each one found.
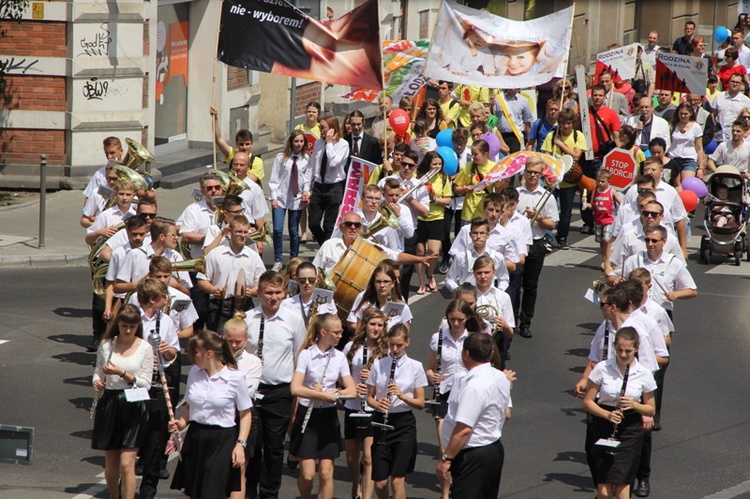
[423,1,573,88]
[655,52,708,96]
[595,44,638,83]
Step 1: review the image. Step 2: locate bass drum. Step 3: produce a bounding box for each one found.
[331,236,389,320]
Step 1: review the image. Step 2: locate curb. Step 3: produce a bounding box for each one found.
[0,191,64,213]
[0,253,88,268]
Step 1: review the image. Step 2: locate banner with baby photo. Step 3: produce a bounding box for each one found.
[423,1,573,88]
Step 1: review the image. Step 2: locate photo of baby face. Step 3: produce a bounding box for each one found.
[504,47,540,75]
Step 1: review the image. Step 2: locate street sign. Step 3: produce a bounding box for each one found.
[602,148,638,191]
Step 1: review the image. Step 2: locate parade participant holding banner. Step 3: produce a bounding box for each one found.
[343,307,388,499]
[583,327,656,499]
[436,332,513,499]
[367,324,427,499]
[289,313,356,499]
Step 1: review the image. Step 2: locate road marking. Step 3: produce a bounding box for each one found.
[0,340,8,346]
[703,478,750,499]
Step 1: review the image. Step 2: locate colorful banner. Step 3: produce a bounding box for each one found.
[594,44,638,84]
[218,0,383,90]
[335,157,378,227]
[344,40,430,103]
[423,1,573,88]
[655,52,708,96]
[483,151,571,187]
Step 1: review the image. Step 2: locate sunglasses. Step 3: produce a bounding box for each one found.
[342,221,362,229]
[642,210,662,218]
[401,162,417,168]
[637,188,654,194]
[141,213,157,219]
[644,237,663,243]
[298,277,316,284]
[599,301,612,308]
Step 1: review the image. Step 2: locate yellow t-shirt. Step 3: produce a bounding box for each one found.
[439,99,461,129]
[454,160,496,221]
[367,164,400,185]
[419,173,453,222]
[541,129,588,188]
[294,123,321,138]
[225,148,265,181]
[454,85,490,127]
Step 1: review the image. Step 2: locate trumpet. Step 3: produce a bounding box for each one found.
[396,168,440,205]
[527,182,555,226]
[363,206,400,239]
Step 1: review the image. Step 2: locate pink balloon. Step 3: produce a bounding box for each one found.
[389,109,411,136]
[481,132,501,158]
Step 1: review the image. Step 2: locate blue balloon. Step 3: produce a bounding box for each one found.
[644,149,651,158]
[715,26,730,44]
[704,138,718,155]
[436,146,459,176]
[436,129,454,148]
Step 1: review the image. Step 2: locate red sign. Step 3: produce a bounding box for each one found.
[602,148,638,191]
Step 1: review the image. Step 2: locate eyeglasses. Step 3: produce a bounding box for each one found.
[226,208,245,214]
[642,210,662,218]
[401,162,417,168]
[327,329,344,336]
[205,185,223,191]
[375,279,393,285]
[342,221,362,229]
[298,277,316,284]
[730,80,742,85]
[141,213,157,219]
[644,237,663,243]
[525,170,542,176]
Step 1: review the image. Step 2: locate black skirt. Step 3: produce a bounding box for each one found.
[344,407,374,439]
[91,389,149,450]
[429,390,450,420]
[371,411,417,480]
[289,404,343,460]
[587,405,644,485]
[170,422,241,499]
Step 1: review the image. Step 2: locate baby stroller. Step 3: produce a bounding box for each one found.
[699,165,748,266]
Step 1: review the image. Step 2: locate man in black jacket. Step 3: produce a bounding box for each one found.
[345,110,383,167]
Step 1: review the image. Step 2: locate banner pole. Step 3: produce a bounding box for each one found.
[212,0,224,171]
[377,0,388,155]
[559,3,575,100]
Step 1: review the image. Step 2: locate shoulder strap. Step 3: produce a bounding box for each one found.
[449,99,458,109]
[590,107,613,142]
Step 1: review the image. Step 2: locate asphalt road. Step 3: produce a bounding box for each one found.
[1,226,750,498]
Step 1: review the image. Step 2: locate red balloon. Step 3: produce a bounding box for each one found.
[679,189,699,212]
[389,109,411,136]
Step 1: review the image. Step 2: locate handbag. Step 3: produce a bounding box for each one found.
[632,60,648,94]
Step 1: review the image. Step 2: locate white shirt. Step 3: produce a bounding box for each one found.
[358,207,414,252]
[236,350,263,399]
[507,211,533,251]
[202,223,260,254]
[588,316,661,373]
[117,245,191,290]
[87,205,136,235]
[476,286,516,330]
[609,223,684,266]
[93,337,153,390]
[197,245,264,298]
[516,184,559,240]
[138,307,180,368]
[239,180,269,222]
[642,45,660,68]
[313,237,399,275]
[106,229,151,252]
[269,152,312,210]
[106,242,136,299]
[445,246,508,292]
[342,341,377,412]
[668,123,702,159]
[244,306,307,384]
[611,201,675,237]
[282,293,338,323]
[184,365,253,427]
[712,91,750,143]
[637,299,674,336]
[429,328,468,394]
[588,357,656,407]
[295,345,351,408]
[622,181,687,223]
[347,291,413,331]
[82,190,108,219]
[623,114,671,150]
[442,363,511,449]
[311,138,350,184]
[710,140,750,172]
[83,166,107,199]
[367,354,427,414]
[377,173,431,228]
[176,199,217,259]
[128,287,198,333]
[450,223,519,263]
[622,251,697,311]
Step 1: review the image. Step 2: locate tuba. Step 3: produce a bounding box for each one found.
[316,268,337,291]
[363,206,400,238]
[248,223,273,246]
[122,138,156,170]
[88,221,126,273]
[92,264,109,296]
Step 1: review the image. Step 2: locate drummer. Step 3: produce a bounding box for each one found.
[312,212,437,276]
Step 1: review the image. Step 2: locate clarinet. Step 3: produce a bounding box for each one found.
[90,339,114,419]
[148,312,183,454]
[372,355,398,431]
[257,315,265,361]
[609,363,631,441]
[427,328,443,407]
[301,348,335,434]
[359,342,369,413]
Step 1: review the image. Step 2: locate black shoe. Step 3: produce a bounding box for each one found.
[581,225,594,235]
[86,338,100,352]
[519,327,532,338]
[652,421,661,432]
[159,467,170,479]
[634,478,650,497]
[135,460,144,476]
[438,260,450,274]
[555,236,569,249]
[287,454,298,470]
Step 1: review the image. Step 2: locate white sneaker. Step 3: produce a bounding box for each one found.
[272,261,284,272]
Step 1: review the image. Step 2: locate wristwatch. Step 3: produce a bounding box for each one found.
[236,439,247,448]
[440,453,452,462]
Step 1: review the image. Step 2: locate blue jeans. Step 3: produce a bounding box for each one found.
[272,206,301,262]
[556,186,578,239]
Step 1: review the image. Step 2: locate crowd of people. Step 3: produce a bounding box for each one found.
[80,19,750,499]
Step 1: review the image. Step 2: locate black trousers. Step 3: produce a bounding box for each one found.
[207,297,252,335]
[189,272,209,330]
[92,292,107,339]
[507,264,524,323]
[309,181,344,244]
[637,359,668,481]
[399,235,418,301]
[518,240,546,329]
[140,388,170,499]
[451,439,505,499]
[441,208,461,262]
[501,132,522,154]
[248,383,293,499]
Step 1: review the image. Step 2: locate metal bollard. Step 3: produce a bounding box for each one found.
[38,154,47,249]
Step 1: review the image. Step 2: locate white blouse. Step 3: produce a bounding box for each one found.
[184,365,253,428]
[268,152,312,210]
[367,354,427,414]
[429,328,468,394]
[589,357,657,407]
[668,122,702,159]
[342,341,379,411]
[93,338,154,390]
[347,291,413,331]
[295,345,351,408]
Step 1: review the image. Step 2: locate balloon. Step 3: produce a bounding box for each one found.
[436,146,459,176]
[679,189,699,212]
[682,177,709,198]
[389,109,410,136]
[704,138,718,155]
[644,149,651,158]
[715,26,730,44]
[481,132,501,159]
[436,129,454,148]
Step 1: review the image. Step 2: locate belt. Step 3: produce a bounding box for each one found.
[258,382,291,390]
